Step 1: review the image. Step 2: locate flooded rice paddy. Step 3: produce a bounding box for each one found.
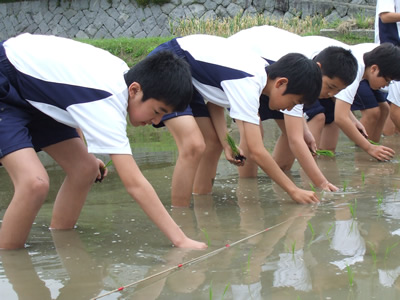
[1,120,400,300]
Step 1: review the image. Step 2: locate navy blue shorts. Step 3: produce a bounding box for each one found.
[259,95,284,121]
[303,98,335,124]
[351,79,387,111]
[0,43,79,159]
[149,39,210,128]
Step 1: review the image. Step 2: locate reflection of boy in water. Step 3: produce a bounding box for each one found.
[330,219,366,270]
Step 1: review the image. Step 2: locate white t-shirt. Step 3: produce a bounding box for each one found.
[334,43,378,105]
[3,33,131,155]
[375,0,400,44]
[176,35,268,125]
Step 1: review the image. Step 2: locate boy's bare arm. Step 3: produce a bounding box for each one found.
[379,12,400,23]
[237,120,319,204]
[110,153,207,249]
[206,102,244,165]
[334,99,394,161]
[285,115,338,191]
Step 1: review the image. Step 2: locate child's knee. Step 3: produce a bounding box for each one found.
[26,175,50,202]
[69,156,99,183]
[362,107,380,121]
[313,113,326,126]
[180,138,206,160]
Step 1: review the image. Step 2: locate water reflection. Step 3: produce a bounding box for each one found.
[0,230,104,300]
[1,128,400,299]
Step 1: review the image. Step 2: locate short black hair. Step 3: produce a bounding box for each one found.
[124,50,192,112]
[364,43,400,81]
[266,53,322,106]
[314,46,358,86]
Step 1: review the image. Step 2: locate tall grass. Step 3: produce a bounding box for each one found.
[171,14,330,37]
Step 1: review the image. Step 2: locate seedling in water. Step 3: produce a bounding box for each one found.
[315,149,335,157]
[348,199,357,219]
[346,265,354,287]
[291,241,296,261]
[209,280,213,300]
[326,223,334,241]
[307,221,315,248]
[343,180,348,192]
[222,283,231,300]
[361,171,365,186]
[243,249,253,274]
[226,133,246,162]
[384,241,399,261]
[201,228,211,246]
[309,183,316,192]
[367,241,377,265]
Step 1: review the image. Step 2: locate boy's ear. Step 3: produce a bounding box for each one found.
[128,82,142,97]
[370,64,380,74]
[275,77,289,88]
[316,61,322,69]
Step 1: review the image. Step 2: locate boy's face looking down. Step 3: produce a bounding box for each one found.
[127,82,173,126]
[366,64,393,90]
[267,77,303,111]
[320,76,347,99]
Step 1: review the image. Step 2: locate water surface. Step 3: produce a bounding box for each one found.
[1,120,400,300]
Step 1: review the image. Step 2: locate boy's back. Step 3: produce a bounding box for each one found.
[174,34,269,125]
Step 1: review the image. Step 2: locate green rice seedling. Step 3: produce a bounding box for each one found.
[368,139,380,145]
[309,183,316,192]
[377,192,383,205]
[315,149,335,157]
[307,221,315,238]
[222,283,231,300]
[201,228,211,246]
[384,241,399,261]
[95,159,113,183]
[209,280,213,300]
[343,180,348,192]
[348,199,357,219]
[243,249,253,274]
[307,221,315,248]
[291,241,296,261]
[367,241,377,265]
[326,223,334,242]
[361,171,365,186]
[226,133,246,162]
[346,265,354,287]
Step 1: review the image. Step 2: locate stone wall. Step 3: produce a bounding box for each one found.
[0,0,377,40]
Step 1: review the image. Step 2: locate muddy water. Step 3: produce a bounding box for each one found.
[1,120,400,300]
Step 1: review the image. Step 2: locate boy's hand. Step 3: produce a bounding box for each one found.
[95,158,108,183]
[319,181,339,192]
[223,145,246,166]
[174,237,208,249]
[367,144,395,161]
[290,188,320,204]
[304,127,317,154]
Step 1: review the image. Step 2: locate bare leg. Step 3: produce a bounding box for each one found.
[306,113,325,147]
[193,117,223,194]
[272,119,296,171]
[319,122,340,151]
[359,102,389,143]
[0,148,49,249]
[389,104,400,133]
[165,116,206,207]
[237,120,263,178]
[44,138,98,229]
